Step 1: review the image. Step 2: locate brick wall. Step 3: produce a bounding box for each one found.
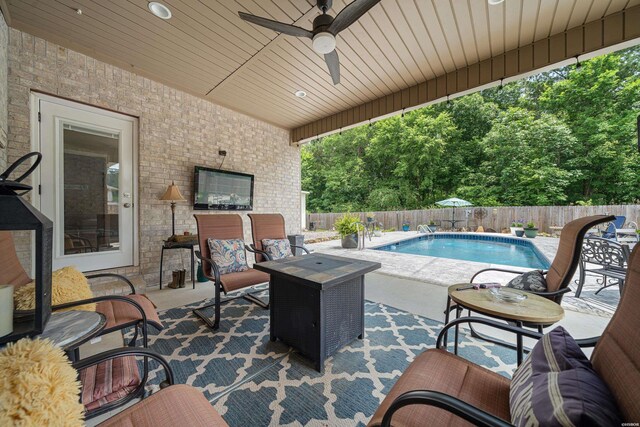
[7,29,301,290]
[0,12,7,171]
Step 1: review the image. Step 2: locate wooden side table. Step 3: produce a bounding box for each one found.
[445,284,564,365]
[159,240,196,289]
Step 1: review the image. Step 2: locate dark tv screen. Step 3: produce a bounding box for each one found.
[194,166,254,210]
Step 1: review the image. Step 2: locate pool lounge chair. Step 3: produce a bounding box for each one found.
[599,215,638,242]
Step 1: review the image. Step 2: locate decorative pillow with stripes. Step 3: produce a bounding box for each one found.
[509,326,621,426]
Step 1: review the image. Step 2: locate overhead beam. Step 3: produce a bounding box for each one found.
[291,5,640,144]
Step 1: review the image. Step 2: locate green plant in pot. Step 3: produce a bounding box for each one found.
[427,219,438,232]
[335,213,361,248]
[523,221,538,238]
[510,221,524,236]
[402,218,410,232]
[373,223,382,237]
[366,212,375,223]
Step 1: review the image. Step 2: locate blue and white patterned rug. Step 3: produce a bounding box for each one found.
[132,293,516,426]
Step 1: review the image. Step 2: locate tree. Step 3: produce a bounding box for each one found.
[477,108,577,205]
[301,45,640,212]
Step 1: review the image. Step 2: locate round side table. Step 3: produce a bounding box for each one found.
[445,284,564,365]
[37,310,106,360]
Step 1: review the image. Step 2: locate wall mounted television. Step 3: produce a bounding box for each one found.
[193,166,254,210]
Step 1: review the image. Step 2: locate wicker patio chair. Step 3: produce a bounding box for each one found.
[193,214,270,330]
[369,243,640,427]
[247,213,310,262]
[0,231,162,347]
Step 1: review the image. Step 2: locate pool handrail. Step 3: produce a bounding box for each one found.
[417,224,434,234]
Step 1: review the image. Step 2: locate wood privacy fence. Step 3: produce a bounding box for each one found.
[306,205,640,233]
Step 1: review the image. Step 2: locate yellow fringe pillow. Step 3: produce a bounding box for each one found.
[14,266,96,312]
[0,338,84,426]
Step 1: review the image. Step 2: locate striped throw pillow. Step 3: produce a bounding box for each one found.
[510,326,621,426]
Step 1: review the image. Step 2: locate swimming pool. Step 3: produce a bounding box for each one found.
[374,233,550,269]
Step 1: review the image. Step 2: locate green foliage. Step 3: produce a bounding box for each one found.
[334,213,360,236]
[525,221,537,229]
[301,46,640,211]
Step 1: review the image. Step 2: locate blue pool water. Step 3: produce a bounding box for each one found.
[375,234,550,269]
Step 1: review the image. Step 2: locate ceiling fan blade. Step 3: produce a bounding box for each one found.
[238,12,313,38]
[327,0,382,34]
[324,50,340,85]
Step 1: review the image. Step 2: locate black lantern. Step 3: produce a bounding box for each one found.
[0,152,53,344]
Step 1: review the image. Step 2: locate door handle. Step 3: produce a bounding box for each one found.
[123,203,132,208]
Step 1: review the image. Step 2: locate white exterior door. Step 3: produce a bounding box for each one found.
[34,94,137,271]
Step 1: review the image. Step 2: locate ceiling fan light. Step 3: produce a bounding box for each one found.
[312,32,336,55]
[148,2,172,19]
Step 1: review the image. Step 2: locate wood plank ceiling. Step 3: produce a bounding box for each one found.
[7,0,640,130]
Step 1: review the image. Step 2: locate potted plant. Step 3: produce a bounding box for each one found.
[524,221,538,238]
[335,213,361,248]
[510,221,524,236]
[402,218,410,232]
[373,224,382,237]
[366,212,375,223]
[427,219,438,232]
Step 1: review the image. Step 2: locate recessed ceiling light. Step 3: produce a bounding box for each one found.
[488,0,505,4]
[148,2,172,20]
[294,90,307,98]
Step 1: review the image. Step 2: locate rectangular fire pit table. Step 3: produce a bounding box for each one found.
[253,253,381,372]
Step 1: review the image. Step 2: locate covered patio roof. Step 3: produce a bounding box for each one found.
[6,0,640,142]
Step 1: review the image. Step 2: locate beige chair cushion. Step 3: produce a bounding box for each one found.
[96,294,163,332]
[220,268,270,292]
[368,349,511,427]
[97,384,228,427]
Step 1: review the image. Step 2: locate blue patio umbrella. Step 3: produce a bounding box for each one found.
[436,197,473,227]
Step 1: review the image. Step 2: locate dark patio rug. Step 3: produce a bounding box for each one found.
[128,293,516,426]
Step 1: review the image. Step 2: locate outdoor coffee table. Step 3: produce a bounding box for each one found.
[445,284,564,365]
[253,253,381,372]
